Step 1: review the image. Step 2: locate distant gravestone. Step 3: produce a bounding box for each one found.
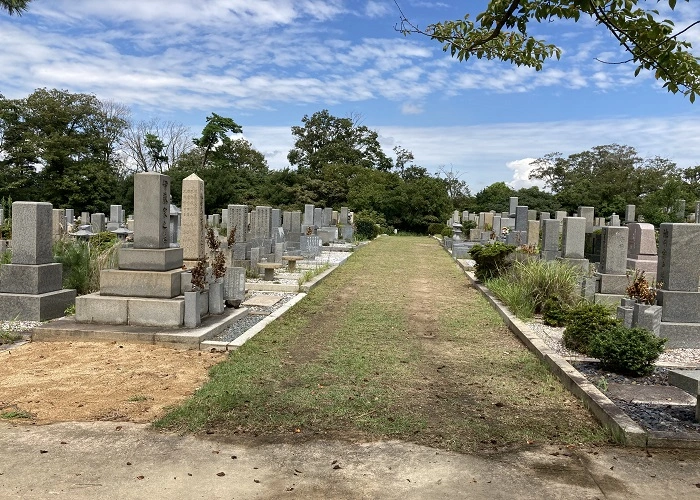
[313,208,323,227]
[227,204,248,243]
[90,213,106,234]
[304,204,315,226]
[181,173,206,260]
[625,204,636,223]
[541,219,560,261]
[515,206,528,232]
[578,206,594,233]
[271,208,282,234]
[509,197,518,217]
[561,217,586,259]
[224,267,246,302]
[52,209,64,241]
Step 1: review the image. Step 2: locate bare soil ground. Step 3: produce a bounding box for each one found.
[0,341,223,424]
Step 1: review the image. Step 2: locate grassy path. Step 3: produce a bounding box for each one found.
[157,236,608,452]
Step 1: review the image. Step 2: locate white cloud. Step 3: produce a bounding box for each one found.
[400,102,423,115]
[365,1,391,18]
[506,158,547,190]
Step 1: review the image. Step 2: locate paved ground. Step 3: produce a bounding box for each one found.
[2,421,700,499]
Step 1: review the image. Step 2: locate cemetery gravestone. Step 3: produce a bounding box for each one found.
[181,174,206,261]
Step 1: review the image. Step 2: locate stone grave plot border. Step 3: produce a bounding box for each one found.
[443,243,700,449]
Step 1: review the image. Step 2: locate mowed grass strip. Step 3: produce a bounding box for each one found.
[156,236,609,452]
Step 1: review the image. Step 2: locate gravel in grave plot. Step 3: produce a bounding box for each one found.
[0,320,41,350]
[213,292,297,343]
[527,319,700,434]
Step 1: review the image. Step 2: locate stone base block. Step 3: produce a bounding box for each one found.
[594,293,626,307]
[129,297,184,327]
[76,293,185,327]
[557,257,589,274]
[597,273,628,295]
[0,263,63,294]
[627,257,657,275]
[0,288,76,321]
[100,268,182,298]
[118,247,183,271]
[659,322,700,349]
[658,290,700,323]
[76,293,128,324]
[540,250,559,261]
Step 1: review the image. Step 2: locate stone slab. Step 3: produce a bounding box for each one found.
[34,306,248,348]
[668,370,700,395]
[626,257,658,274]
[100,268,183,298]
[659,322,700,349]
[658,290,700,323]
[606,382,696,406]
[118,247,184,271]
[128,296,184,327]
[0,288,76,321]
[0,263,63,294]
[597,273,628,295]
[76,293,129,324]
[593,293,626,307]
[657,223,700,292]
[243,295,283,307]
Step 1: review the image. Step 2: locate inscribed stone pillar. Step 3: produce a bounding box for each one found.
[677,199,686,221]
[304,204,315,226]
[561,217,586,259]
[81,211,90,226]
[181,173,206,260]
[282,211,292,233]
[291,211,302,233]
[610,214,620,226]
[322,207,332,227]
[64,209,74,232]
[578,206,594,233]
[227,204,248,243]
[541,219,560,261]
[625,205,636,223]
[110,205,123,224]
[133,172,171,249]
[600,226,629,275]
[657,223,700,292]
[11,202,53,265]
[526,220,539,246]
[313,208,322,227]
[91,213,106,234]
[509,197,518,217]
[221,209,229,229]
[340,207,349,225]
[453,210,460,222]
[515,206,528,232]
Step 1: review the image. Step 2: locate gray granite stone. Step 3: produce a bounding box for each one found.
[509,197,518,217]
[91,213,106,233]
[657,223,700,291]
[227,204,248,243]
[578,206,594,233]
[133,173,171,249]
[625,204,635,223]
[561,217,586,259]
[600,226,628,275]
[0,263,63,294]
[515,206,528,232]
[11,202,53,265]
[181,173,206,259]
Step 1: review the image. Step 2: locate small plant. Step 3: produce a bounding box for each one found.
[0,409,33,420]
[227,226,237,248]
[589,325,666,376]
[206,226,226,280]
[542,298,569,327]
[469,241,516,281]
[127,395,149,402]
[595,376,608,392]
[483,222,493,231]
[205,226,221,251]
[64,304,76,316]
[563,302,620,355]
[0,328,22,345]
[626,270,661,305]
[190,258,208,291]
[441,227,453,238]
[462,220,477,231]
[517,243,538,255]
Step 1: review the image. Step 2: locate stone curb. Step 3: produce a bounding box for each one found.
[448,247,700,448]
[201,293,308,351]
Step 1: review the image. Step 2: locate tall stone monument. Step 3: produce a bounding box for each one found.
[0,202,76,320]
[181,173,206,262]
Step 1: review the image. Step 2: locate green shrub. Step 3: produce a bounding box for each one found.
[542,298,569,327]
[589,326,666,376]
[441,227,453,237]
[354,210,384,240]
[469,241,516,281]
[563,302,619,355]
[462,220,477,231]
[428,223,446,235]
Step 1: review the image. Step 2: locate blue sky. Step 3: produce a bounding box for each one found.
[2,0,700,192]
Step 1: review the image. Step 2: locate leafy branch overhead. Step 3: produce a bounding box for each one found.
[397,0,700,101]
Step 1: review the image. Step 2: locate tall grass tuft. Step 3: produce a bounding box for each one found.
[486,259,582,320]
[53,233,121,295]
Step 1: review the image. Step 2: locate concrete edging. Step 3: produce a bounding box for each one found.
[448,248,700,448]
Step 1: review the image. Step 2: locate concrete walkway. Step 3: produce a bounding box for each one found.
[2,421,700,499]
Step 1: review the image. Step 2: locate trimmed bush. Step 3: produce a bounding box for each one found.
[469,241,516,281]
[462,220,477,231]
[428,223,447,235]
[542,298,569,327]
[563,302,619,355]
[441,227,453,238]
[589,326,666,376]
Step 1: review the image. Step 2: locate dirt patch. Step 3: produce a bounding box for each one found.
[0,341,223,424]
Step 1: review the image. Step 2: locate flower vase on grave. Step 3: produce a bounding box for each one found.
[209,279,225,315]
[184,290,201,328]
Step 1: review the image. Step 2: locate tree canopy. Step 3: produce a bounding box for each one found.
[1,0,31,15]
[399,0,700,101]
